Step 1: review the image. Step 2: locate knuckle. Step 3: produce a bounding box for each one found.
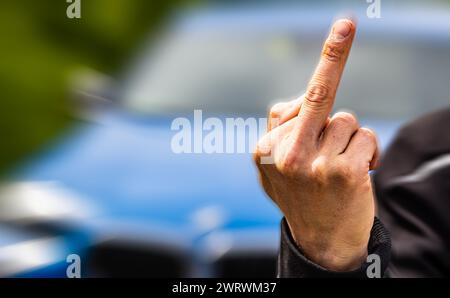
[326,160,356,184]
[269,102,286,118]
[311,157,359,186]
[277,150,308,177]
[359,127,377,143]
[322,40,345,62]
[311,156,328,179]
[254,137,271,158]
[277,153,299,176]
[332,112,358,128]
[304,83,329,108]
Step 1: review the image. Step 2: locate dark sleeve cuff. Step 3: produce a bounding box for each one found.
[277,217,391,278]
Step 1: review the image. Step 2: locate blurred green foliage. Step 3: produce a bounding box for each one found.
[0,0,198,175]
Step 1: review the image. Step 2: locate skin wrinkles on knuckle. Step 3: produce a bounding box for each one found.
[304,83,330,110]
[322,39,346,63]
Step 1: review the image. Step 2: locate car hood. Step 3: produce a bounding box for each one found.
[10,112,281,236]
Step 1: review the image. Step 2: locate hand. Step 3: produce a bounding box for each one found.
[254,19,379,271]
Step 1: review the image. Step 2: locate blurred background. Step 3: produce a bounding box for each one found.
[1,0,450,277]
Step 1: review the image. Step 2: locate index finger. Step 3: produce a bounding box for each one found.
[296,19,356,141]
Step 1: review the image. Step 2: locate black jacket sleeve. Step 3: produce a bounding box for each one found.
[374,107,450,277]
[277,217,391,278]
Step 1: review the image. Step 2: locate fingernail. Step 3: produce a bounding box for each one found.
[332,19,352,40]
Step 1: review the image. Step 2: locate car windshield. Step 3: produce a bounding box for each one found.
[123,25,450,121]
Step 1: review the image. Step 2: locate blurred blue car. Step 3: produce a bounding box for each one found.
[1,5,450,277]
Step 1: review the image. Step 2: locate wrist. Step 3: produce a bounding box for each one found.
[287,221,369,272]
[299,241,368,271]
